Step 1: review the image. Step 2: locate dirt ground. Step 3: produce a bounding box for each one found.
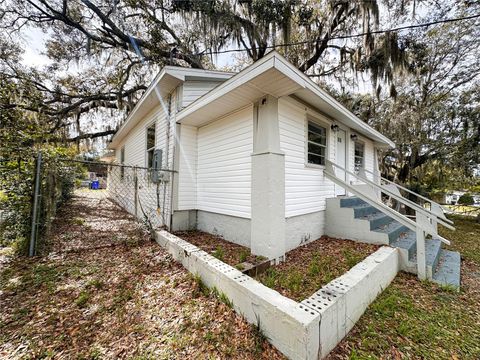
[0,190,284,359]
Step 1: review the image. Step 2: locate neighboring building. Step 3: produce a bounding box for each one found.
[473,194,480,206]
[444,191,466,205]
[107,51,394,260]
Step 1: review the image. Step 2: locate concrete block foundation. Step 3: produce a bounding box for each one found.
[155,230,399,359]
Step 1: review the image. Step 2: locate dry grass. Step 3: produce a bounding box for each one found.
[256,237,379,302]
[0,191,284,359]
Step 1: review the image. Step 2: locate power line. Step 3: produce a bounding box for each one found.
[197,13,480,56]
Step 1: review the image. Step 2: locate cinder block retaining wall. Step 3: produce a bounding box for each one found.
[155,230,399,359]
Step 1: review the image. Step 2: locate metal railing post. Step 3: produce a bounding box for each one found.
[29,152,42,257]
[416,211,427,280]
[134,166,138,217]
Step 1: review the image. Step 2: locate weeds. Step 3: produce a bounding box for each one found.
[71,217,85,226]
[212,246,225,261]
[192,274,210,297]
[342,248,363,268]
[75,290,90,308]
[235,263,245,270]
[251,317,268,355]
[87,278,104,290]
[239,250,249,263]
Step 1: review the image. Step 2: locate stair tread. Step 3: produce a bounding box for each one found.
[339,196,366,208]
[432,250,461,288]
[390,230,416,250]
[358,212,390,221]
[373,220,405,234]
[351,203,373,209]
[410,238,442,266]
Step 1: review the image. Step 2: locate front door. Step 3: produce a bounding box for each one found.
[335,129,347,196]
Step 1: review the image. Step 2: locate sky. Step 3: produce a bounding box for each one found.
[21,27,51,68]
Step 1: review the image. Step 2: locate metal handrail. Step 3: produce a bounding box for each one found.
[354,169,454,231]
[361,167,453,224]
[330,162,454,231]
[325,160,451,245]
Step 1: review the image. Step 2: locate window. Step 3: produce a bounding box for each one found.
[120,146,125,179]
[146,123,156,168]
[354,141,364,171]
[307,120,327,166]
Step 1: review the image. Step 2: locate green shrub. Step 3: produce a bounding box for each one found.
[458,193,474,205]
[0,147,80,254]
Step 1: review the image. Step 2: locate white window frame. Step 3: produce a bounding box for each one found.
[354,140,365,172]
[305,115,330,169]
[145,122,156,169]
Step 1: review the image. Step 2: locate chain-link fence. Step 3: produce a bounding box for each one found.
[101,161,173,230]
[6,154,175,256]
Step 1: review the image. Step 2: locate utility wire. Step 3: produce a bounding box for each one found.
[197,13,480,56]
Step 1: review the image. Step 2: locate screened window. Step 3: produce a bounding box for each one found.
[120,146,125,179]
[354,141,364,171]
[307,121,327,166]
[146,124,156,168]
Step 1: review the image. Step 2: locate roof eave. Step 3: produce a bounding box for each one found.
[177,51,395,149]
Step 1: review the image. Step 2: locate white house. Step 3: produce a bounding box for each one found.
[444,191,466,205]
[107,52,460,289]
[107,52,390,257]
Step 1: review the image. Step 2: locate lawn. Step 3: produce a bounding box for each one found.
[444,204,480,217]
[2,192,479,359]
[0,191,283,359]
[327,214,480,359]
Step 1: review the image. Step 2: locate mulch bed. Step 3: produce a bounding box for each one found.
[256,236,380,301]
[174,230,266,268]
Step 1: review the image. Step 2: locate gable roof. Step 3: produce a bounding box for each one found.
[176,51,395,149]
[109,66,234,148]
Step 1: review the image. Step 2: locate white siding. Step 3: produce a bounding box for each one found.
[279,98,336,218]
[109,90,176,229]
[177,124,198,210]
[197,107,253,218]
[182,80,223,108]
[113,105,165,167]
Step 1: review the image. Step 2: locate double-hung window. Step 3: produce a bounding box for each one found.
[146,124,156,168]
[307,120,327,166]
[354,141,364,171]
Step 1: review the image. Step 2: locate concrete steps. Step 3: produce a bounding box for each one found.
[326,196,460,289]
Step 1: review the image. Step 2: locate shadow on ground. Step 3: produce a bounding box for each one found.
[0,190,284,359]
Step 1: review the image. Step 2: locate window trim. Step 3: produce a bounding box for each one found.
[145,121,156,168]
[305,115,330,169]
[354,140,365,171]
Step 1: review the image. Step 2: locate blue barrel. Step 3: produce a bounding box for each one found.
[91,180,99,190]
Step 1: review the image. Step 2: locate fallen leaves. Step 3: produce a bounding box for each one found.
[0,191,284,359]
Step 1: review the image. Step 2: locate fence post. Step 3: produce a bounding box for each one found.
[29,152,42,257]
[134,166,138,217]
[415,210,427,280]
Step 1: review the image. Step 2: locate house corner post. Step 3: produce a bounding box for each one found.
[251,95,286,261]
